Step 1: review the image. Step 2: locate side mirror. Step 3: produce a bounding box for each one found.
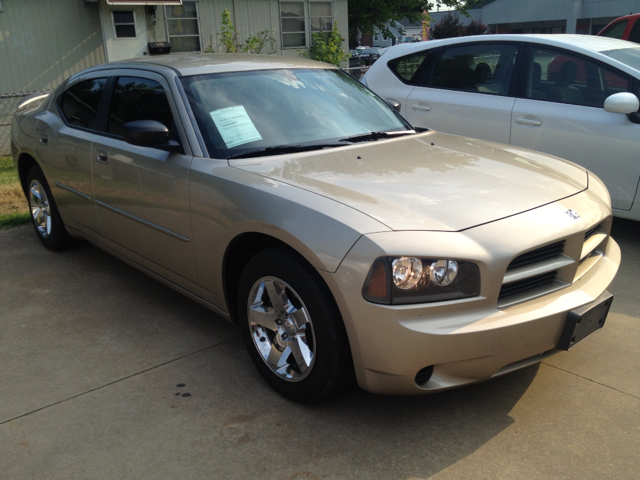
[385,98,401,113]
[122,120,182,153]
[603,92,639,114]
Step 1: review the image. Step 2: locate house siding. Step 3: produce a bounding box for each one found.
[0,0,105,94]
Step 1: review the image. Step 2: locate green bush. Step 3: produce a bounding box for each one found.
[305,22,350,66]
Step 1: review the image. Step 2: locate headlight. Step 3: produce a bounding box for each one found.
[362,256,480,305]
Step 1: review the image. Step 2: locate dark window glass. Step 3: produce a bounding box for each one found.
[430,43,518,96]
[113,11,134,24]
[388,50,438,86]
[628,20,640,44]
[113,10,136,38]
[599,19,628,39]
[60,78,107,130]
[107,77,173,137]
[115,24,136,38]
[525,48,629,107]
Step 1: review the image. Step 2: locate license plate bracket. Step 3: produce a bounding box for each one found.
[557,291,613,351]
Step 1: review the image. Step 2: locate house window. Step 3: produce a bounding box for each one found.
[165,1,201,52]
[310,2,332,34]
[280,2,306,48]
[113,11,136,38]
[280,1,334,49]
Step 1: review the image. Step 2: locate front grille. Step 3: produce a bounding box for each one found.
[507,241,565,270]
[499,271,558,298]
[584,223,601,241]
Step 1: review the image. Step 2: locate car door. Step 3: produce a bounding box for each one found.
[35,75,107,237]
[510,45,640,211]
[90,71,199,291]
[405,42,520,144]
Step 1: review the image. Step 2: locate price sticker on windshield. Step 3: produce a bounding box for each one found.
[210,105,262,148]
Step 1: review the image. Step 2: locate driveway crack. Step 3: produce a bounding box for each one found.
[542,362,640,400]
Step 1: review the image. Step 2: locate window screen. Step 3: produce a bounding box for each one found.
[280,2,306,48]
[60,78,107,130]
[165,2,201,52]
[107,77,173,137]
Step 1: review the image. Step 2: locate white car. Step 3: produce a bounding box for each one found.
[363,34,640,221]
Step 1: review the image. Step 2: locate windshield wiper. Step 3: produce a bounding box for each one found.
[339,130,416,143]
[228,143,344,160]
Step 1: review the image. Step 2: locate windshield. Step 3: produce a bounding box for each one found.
[601,47,640,71]
[180,68,410,158]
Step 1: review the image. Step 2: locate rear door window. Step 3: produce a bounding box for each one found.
[429,43,519,96]
[60,78,107,130]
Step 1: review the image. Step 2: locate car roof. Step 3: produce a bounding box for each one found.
[389,34,635,55]
[101,53,333,77]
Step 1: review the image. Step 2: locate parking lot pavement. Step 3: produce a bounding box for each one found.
[1,220,639,480]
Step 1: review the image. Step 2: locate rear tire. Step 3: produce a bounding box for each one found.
[26,165,76,251]
[237,248,353,403]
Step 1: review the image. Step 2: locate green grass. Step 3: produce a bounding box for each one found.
[0,155,31,228]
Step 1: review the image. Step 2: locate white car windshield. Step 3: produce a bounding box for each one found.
[181,68,411,158]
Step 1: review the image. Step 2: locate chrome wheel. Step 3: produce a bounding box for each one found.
[29,179,51,238]
[247,276,316,382]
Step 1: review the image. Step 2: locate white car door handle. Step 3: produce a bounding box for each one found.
[515,117,542,126]
[411,104,431,111]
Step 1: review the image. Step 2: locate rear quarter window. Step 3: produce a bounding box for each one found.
[387,49,439,86]
[60,78,107,130]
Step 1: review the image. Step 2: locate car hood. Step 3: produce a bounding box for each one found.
[230,131,588,231]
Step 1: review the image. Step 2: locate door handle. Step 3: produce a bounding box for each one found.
[96,149,109,163]
[411,104,431,111]
[39,133,48,145]
[515,116,542,126]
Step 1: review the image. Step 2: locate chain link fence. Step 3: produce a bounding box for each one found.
[342,66,370,79]
[0,92,49,156]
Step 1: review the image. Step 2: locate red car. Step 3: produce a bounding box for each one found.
[598,14,640,44]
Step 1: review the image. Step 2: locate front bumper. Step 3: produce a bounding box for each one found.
[321,191,620,395]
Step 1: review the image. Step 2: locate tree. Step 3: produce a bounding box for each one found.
[430,12,488,39]
[465,18,488,35]
[430,12,465,39]
[348,1,468,46]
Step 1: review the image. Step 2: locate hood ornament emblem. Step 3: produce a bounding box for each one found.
[565,209,580,221]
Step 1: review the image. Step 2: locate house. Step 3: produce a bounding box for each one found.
[0,0,348,154]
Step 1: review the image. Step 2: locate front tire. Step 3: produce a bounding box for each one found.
[26,165,75,250]
[237,248,353,403]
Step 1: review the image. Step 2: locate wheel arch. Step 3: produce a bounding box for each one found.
[17,152,40,197]
[222,232,341,326]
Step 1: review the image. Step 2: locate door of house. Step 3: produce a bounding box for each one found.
[100,4,149,62]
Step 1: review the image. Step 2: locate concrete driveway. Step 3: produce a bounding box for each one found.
[1,220,639,479]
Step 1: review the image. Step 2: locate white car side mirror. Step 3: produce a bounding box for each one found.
[603,92,639,114]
